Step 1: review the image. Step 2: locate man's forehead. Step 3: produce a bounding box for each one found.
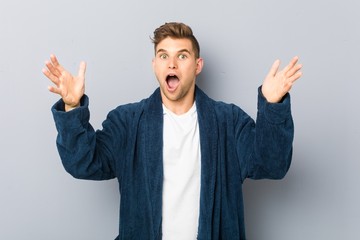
[156,38,194,53]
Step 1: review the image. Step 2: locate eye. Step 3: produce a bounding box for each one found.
[178,54,187,60]
[159,53,168,59]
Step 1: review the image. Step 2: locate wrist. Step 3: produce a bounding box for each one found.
[260,86,282,103]
[65,103,80,112]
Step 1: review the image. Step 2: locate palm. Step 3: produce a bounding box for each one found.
[57,69,85,106]
[43,54,86,110]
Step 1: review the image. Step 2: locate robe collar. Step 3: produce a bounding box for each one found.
[144,85,219,238]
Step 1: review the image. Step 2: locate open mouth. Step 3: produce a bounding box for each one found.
[166,74,180,91]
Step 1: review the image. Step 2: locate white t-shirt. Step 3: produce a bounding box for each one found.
[162,103,201,240]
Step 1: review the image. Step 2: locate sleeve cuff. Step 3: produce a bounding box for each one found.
[51,95,90,130]
[257,86,292,124]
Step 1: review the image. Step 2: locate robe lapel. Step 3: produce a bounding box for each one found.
[143,88,164,238]
[195,86,219,238]
[141,86,219,239]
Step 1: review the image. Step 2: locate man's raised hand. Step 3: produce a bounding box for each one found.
[43,54,86,111]
[261,56,302,103]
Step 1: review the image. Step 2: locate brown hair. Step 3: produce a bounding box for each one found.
[151,22,200,58]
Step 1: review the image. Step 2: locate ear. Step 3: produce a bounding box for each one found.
[195,58,204,75]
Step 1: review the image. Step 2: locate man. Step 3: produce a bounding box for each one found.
[43,22,302,239]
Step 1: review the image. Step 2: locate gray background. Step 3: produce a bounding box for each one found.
[0,0,359,239]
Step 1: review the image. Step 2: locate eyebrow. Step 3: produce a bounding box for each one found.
[156,49,192,55]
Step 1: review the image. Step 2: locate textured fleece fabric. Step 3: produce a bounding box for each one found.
[51,86,294,240]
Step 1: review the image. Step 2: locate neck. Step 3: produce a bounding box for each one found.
[161,94,195,115]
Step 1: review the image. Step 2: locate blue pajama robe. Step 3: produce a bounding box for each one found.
[52,86,294,239]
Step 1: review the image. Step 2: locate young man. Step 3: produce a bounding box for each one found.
[43,22,302,239]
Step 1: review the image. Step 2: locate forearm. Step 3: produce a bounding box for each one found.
[236,87,294,181]
[51,96,116,180]
[251,88,294,179]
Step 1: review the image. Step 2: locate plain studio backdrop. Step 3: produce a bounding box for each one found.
[0,0,359,239]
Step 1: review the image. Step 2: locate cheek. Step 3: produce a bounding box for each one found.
[153,68,164,83]
[152,61,158,73]
[154,71,161,83]
[153,61,166,73]
[181,62,193,72]
[152,63,161,76]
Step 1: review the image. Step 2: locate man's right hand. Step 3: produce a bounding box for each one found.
[43,54,86,112]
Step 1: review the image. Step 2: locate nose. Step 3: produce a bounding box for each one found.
[168,57,177,69]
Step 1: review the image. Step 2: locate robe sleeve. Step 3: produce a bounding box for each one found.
[51,95,124,180]
[236,87,294,181]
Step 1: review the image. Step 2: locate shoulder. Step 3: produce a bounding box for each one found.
[195,86,249,121]
[107,88,161,120]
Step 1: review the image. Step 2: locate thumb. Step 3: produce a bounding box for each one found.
[78,61,87,78]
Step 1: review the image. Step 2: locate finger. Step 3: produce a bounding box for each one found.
[283,56,299,73]
[50,54,60,67]
[268,59,280,77]
[42,68,60,86]
[286,63,302,78]
[50,54,65,73]
[78,61,87,78]
[288,71,302,83]
[48,85,62,95]
[45,60,62,78]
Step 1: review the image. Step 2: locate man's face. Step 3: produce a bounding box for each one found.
[152,37,203,111]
